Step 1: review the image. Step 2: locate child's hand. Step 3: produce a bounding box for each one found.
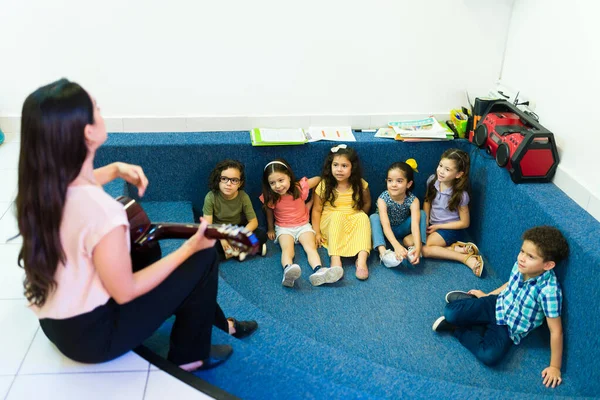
[467,289,487,298]
[408,246,421,265]
[426,225,439,234]
[541,366,562,388]
[392,245,408,261]
[267,230,276,241]
[315,232,324,247]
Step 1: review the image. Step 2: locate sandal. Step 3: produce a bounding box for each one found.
[355,260,369,280]
[451,241,479,255]
[463,254,484,278]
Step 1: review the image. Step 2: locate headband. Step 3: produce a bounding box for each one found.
[405,158,419,172]
[331,144,348,153]
[264,161,288,171]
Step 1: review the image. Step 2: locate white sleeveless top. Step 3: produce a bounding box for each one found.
[30,185,130,319]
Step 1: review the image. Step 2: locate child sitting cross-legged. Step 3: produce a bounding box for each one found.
[432,226,569,389]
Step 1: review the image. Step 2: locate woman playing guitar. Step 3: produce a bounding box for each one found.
[16,79,256,372]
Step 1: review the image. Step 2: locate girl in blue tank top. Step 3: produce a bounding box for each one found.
[370,160,426,268]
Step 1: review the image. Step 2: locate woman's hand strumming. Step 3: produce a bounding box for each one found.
[116,162,149,197]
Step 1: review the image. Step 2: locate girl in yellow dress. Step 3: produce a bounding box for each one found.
[312,144,372,280]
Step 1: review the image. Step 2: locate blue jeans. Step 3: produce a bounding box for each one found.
[444,295,512,366]
[370,211,427,250]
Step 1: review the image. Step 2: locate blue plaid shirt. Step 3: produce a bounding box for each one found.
[495,262,562,345]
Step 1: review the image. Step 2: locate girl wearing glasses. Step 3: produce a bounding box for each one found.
[203,159,268,260]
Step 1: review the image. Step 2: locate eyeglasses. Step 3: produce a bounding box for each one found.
[220,176,241,185]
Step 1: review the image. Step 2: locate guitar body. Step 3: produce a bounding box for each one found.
[116,196,260,255]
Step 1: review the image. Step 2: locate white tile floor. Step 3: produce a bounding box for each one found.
[0,134,212,399]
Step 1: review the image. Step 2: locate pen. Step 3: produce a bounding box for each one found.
[354,129,377,132]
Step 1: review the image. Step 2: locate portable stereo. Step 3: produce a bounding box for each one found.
[472,100,559,183]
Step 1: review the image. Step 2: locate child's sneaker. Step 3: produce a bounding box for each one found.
[261,243,267,257]
[406,246,417,263]
[432,316,455,332]
[309,266,344,286]
[381,249,401,268]
[282,264,301,288]
[445,290,476,303]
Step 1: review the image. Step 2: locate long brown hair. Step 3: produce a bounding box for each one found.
[17,79,93,306]
[424,148,471,211]
[320,146,365,210]
[261,158,301,208]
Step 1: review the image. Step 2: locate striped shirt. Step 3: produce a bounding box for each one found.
[495,262,562,345]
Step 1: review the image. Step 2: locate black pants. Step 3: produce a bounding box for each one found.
[40,245,223,365]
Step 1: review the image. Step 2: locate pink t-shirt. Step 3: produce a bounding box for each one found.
[260,177,310,227]
[30,185,130,319]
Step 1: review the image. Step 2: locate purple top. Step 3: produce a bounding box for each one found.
[427,175,469,225]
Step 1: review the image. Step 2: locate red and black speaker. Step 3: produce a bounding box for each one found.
[472,100,559,183]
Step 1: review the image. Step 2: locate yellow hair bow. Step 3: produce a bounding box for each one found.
[406,158,418,172]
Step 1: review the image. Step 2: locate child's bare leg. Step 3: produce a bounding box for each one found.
[403,235,415,247]
[375,245,387,257]
[330,255,342,267]
[355,250,369,280]
[278,235,295,268]
[422,233,482,275]
[298,231,322,268]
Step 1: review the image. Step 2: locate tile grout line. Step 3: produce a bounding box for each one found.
[141,363,151,400]
[4,326,39,400]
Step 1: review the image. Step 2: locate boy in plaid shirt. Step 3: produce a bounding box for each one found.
[432,226,569,388]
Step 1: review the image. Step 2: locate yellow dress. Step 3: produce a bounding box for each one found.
[316,179,371,256]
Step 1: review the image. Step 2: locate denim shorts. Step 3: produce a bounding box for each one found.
[435,228,468,246]
[275,223,315,243]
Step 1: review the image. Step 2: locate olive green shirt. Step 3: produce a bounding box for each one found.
[202,190,257,225]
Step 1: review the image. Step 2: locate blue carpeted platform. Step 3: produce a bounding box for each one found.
[99,132,600,399]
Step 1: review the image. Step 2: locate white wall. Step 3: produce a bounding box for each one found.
[3,0,597,220]
[0,0,511,117]
[501,0,600,218]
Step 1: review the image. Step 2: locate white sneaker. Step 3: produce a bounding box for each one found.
[406,246,420,264]
[282,264,301,287]
[381,249,401,268]
[261,243,267,257]
[309,266,344,286]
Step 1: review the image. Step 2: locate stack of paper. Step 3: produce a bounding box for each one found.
[250,128,308,146]
[389,117,450,140]
[306,126,356,142]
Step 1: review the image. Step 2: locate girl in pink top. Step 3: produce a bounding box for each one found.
[260,159,343,288]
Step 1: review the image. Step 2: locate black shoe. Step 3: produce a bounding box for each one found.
[229,318,258,339]
[432,316,455,332]
[445,290,476,303]
[195,344,233,371]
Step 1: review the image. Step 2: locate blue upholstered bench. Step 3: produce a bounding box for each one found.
[98,131,600,398]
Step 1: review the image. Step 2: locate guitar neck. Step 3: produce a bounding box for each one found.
[146,223,230,241]
[138,223,252,244]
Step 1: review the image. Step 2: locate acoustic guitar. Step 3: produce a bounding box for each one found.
[117,196,260,256]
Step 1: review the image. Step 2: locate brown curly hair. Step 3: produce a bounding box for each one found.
[523,226,569,263]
